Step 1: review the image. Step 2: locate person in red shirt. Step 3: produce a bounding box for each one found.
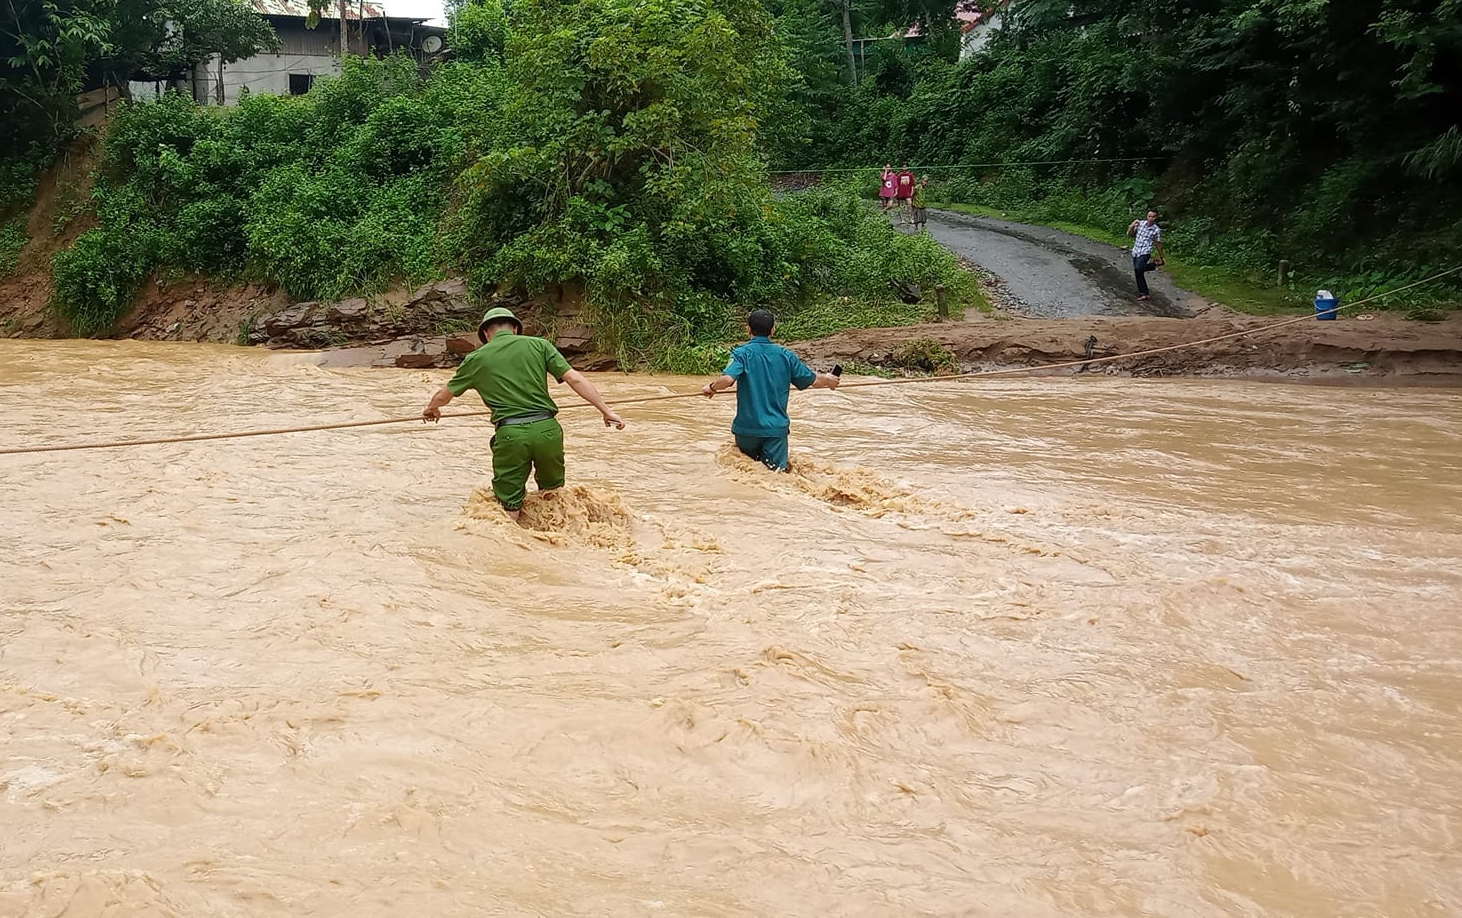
[879,163,897,210]
[895,165,916,223]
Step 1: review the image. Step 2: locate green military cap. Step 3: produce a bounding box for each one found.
[478,305,523,343]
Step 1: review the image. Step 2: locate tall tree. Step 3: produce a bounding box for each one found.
[109,0,278,81]
[457,0,792,298]
[1,0,111,154]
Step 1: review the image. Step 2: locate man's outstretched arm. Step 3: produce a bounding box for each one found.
[702,375,736,397]
[422,385,454,422]
[563,369,625,428]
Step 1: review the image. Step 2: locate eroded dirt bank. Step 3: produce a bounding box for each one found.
[794,313,1462,382]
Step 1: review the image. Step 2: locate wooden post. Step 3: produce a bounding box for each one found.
[1278,259,1291,288]
[935,284,948,320]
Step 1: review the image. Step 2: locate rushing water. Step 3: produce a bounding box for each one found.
[1,340,1460,917]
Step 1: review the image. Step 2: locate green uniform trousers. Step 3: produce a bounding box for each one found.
[491,417,565,510]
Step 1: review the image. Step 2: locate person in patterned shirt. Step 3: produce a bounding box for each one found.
[1127,210,1166,301]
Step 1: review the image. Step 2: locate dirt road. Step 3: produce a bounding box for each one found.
[919,210,1207,319]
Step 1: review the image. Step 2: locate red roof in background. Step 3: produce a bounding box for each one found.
[902,1,1004,38]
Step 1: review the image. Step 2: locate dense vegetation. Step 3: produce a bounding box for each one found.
[779,0,1462,307]
[6,0,975,364]
[1,0,276,167]
[1,0,278,291]
[6,0,1460,354]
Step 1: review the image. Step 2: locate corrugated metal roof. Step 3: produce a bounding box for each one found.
[250,0,395,21]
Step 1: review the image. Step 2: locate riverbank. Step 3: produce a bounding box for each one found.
[6,212,1462,382]
[795,312,1462,383]
[7,287,1462,381]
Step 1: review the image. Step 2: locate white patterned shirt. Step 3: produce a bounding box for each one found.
[1132,221,1162,256]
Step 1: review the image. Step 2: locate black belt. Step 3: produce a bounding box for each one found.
[495,411,554,429]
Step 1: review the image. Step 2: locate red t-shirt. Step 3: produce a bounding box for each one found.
[896,171,915,198]
[879,171,897,198]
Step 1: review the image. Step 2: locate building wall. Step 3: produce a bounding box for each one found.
[128,80,169,102]
[193,54,342,106]
[959,15,1002,60]
[193,21,342,106]
[277,19,341,56]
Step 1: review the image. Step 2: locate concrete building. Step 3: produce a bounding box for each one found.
[854,1,1005,68]
[126,0,446,106]
[958,5,1003,60]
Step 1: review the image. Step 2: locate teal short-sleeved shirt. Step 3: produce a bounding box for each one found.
[447,331,573,423]
[723,336,817,437]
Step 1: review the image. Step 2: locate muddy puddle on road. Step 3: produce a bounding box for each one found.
[2,340,1460,917]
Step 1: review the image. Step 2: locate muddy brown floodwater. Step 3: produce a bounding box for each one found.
[2,340,1461,917]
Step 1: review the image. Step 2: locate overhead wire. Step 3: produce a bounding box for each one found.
[770,157,1163,175]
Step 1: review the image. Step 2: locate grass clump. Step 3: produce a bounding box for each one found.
[839,360,895,379]
[890,336,958,375]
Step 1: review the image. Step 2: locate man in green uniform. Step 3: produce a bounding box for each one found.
[701,309,840,471]
[422,307,624,520]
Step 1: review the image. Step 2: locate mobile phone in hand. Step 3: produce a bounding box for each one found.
[832,364,843,377]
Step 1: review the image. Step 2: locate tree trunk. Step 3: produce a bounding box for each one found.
[215,55,224,105]
[339,0,349,56]
[841,0,857,84]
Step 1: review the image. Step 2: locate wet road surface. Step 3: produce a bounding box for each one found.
[919,210,1206,319]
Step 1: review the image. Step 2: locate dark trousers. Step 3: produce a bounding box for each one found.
[1133,254,1153,296]
[734,433,790,472]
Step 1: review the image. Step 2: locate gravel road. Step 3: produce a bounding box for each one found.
[916,210,1208,319]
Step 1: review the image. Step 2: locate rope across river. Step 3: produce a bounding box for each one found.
[2,267,1457,457]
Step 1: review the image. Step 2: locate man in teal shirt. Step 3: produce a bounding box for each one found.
[701,309,841,471]
[422,307,624,520]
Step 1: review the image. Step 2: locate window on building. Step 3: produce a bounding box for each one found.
[288,73,314,95]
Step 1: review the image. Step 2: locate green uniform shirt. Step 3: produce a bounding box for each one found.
[446,331,573,423]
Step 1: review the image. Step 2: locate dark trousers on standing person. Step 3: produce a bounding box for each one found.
[1133,253,1153,297]
[734,433,790,472]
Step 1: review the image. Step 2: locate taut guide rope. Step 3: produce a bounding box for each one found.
[2,267,1458,457]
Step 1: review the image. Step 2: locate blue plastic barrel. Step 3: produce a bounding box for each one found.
[1315,293,1339,320]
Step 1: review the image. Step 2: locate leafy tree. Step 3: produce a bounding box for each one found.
[787,0,1462,279]
[2,0,274,169]
[448,0,508,62]
[454,0,791,303]
[113,0,279,80]
[1,0,111,156]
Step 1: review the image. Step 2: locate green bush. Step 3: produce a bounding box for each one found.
[0,216,26,276]
[52,227,151,334]
[51,55,494,333]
